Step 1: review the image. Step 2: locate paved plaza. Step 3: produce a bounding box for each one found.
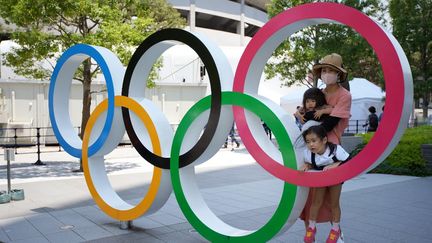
[0,146,431,242]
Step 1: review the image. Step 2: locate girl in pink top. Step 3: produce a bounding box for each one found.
[300,53,352,243]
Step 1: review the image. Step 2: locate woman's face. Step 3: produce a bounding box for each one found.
[305,98,317,110]
[321,67,339,85]
[305,133,327,154]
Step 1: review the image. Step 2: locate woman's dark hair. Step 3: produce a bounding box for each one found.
[302,125,328,142]
[368,106,376,113]
[302,88,327,109]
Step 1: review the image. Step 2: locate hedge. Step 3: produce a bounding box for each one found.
[350,125,432,176]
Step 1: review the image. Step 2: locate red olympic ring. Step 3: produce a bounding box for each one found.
[233,2,412,187]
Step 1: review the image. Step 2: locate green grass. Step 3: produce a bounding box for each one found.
[350,125,432,176]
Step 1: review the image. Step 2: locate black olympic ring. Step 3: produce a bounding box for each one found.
[121,28,223,169]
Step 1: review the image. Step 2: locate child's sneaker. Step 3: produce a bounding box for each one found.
[326,227,343,243]
[304,226,316,243]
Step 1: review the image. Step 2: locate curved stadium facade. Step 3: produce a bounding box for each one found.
[169,0,270,46]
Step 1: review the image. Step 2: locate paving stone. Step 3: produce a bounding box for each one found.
[269,231,305,243]
[100,222,134,236]
[342,226,407,243]
[168,222,193,231]
[49,210,99,229]
[1,219,43,241]
[8,236,49,243]
[0,227,10,242]
[179,229,208,242]
[74,208,113,225]
[1,160,431,242]
[154,231,205,243]
[141,225,176,236]
[132,217,164,229]
[25,213,65,234]
[147,213,186,226]
[72,225,113,241]
[44,230,84,243]
[85,231,157,243]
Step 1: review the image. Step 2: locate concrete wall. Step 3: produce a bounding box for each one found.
[145,83,208,128]
[0,80,107,143]
[0,79,207,143]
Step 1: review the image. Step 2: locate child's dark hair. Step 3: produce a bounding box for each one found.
[302,125,328,142]
[368,106,376,113]
[302,87,327,109]
[302,125,342,162]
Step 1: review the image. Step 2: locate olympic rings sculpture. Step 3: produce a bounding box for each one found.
[49,3,413,242]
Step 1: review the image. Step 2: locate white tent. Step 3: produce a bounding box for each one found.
[279,78,385,121]
[279,85,309,115]
[349,78,385,121]
[257,77,293,105]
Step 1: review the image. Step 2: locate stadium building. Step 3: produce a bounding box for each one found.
[0,0,272,143]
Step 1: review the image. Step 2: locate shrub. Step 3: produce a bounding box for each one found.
[350,125,432,176]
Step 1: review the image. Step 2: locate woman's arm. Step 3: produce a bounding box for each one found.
[321,90,351,132]
[319,105,334,114]
[320,116,341,132]
[314,106,333,119]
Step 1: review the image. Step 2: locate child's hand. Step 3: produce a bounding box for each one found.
[323,162,341,171]
[299,163,311,172]
[294,111,306,123]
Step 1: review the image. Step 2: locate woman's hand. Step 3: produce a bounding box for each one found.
[323,162,341,171]
[314,106,333,119]
[314,109,326,119]
[299,163,311,172]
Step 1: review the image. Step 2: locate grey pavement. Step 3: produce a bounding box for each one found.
[0,147,431,242]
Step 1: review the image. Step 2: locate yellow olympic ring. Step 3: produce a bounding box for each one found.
[82,96,163,220]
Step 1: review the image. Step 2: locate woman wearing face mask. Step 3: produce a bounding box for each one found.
[315,53,351,143]
[299,53,352,243]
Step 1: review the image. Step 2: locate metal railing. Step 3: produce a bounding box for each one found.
[0,119,430,165]
[344,118,431,135]
[0,126,80,149]
[344,119,368,134]
[0,126,81,165]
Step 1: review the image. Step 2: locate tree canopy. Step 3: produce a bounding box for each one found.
[0,0,186,171]
[265,0,386,88]
[0,0,185,81]
[390,0,432,119]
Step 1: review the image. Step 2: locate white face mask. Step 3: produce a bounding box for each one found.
[321,72,338,85]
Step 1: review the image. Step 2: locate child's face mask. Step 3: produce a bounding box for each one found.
[321,72,338,85]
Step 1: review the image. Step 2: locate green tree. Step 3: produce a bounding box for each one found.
[390,0,432,119]
[265,0,386,89]
[0,0,185,171]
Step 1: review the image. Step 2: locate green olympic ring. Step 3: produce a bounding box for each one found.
[170,91,298,242]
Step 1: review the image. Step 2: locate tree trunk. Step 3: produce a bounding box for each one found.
[78,58,92,172]
[422,93,429,119]
[420,46,430,119]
